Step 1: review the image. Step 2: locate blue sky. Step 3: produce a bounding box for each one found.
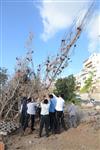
[0,0,100,77]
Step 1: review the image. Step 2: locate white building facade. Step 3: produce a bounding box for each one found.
[75,53,100,92]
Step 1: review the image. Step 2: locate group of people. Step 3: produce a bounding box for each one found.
[19,94,77,137]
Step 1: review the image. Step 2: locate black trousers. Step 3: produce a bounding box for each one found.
[23,114,35,131]
[56,111,66,132]
[49,112,56,133]
[39,115,49,137]
[20,112,26,128]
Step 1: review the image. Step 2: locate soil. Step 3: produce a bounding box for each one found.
[2,107,100,150]
[6,118,100,150]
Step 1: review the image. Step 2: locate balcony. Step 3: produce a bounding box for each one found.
[84,61,92,67]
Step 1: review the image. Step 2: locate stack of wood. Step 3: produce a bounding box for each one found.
[0,121,19,136]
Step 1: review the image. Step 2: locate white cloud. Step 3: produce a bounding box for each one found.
[87,12,100,53]
[36,0,100,53]
[37,0,88,41]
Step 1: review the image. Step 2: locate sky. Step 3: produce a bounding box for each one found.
[0,0,100,77]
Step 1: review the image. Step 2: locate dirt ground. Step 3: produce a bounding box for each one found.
[5,119,100,150]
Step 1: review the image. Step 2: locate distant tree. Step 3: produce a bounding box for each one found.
[0,67,8,117]
[54,75,76,101]
[0,67,8,87]
[80,76,92,93]
[80,72,94,98]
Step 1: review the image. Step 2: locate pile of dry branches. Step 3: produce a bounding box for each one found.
[0,2,95,120]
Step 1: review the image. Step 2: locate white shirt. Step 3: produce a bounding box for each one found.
[67,103,77,116]
[55,97,65,111]
[27,102,37,115]
[40,102,50,115]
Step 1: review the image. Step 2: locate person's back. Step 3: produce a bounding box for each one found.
[55,94,66,132]
[20,97,27,115]
[49,94,57,133]
[41,100,50,115]
[55,96,64,111]
[27,101,37,115]
[68,102,77,117]
[39,99,50,137]
[67,101,77,128]
[23,98,37,133]
[49,94,57,113]
[20,97,27,129]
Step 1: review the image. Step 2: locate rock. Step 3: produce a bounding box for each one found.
[95,105,100,110]
[81,102,93,108]
[29,140,33,144]
[0,131,7,136]
[15,146,21,149]
[86,102,93,107]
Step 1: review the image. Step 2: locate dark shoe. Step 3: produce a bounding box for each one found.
[48,128,51,132]
[39,134,42,138]
[52,130,56,134]
[73,126,77,128]
[35,135,41,138]
[56,131,60,134]
[29,130,33,134]
[20,130,25,136]
[64,127,67,131]
[32,128,36,130]
[46,134,49,137]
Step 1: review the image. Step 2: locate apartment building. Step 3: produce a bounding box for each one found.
[75,53,100,92]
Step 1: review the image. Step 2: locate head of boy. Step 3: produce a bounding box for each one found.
[49,94,53,99]
[44,99,48,104]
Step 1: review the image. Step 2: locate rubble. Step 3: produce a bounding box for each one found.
[95,105,100,110]
[81,102,94,108]
[78,108,100,131]
[0,121,19,136]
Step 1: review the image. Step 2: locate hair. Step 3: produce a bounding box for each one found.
[60,94,64,99]
[23,96,27,99]
[27,97,32,102]
[44,99,48,104]
[72,100,75,104]
[21,96,27,104]
[49,94,53,98]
